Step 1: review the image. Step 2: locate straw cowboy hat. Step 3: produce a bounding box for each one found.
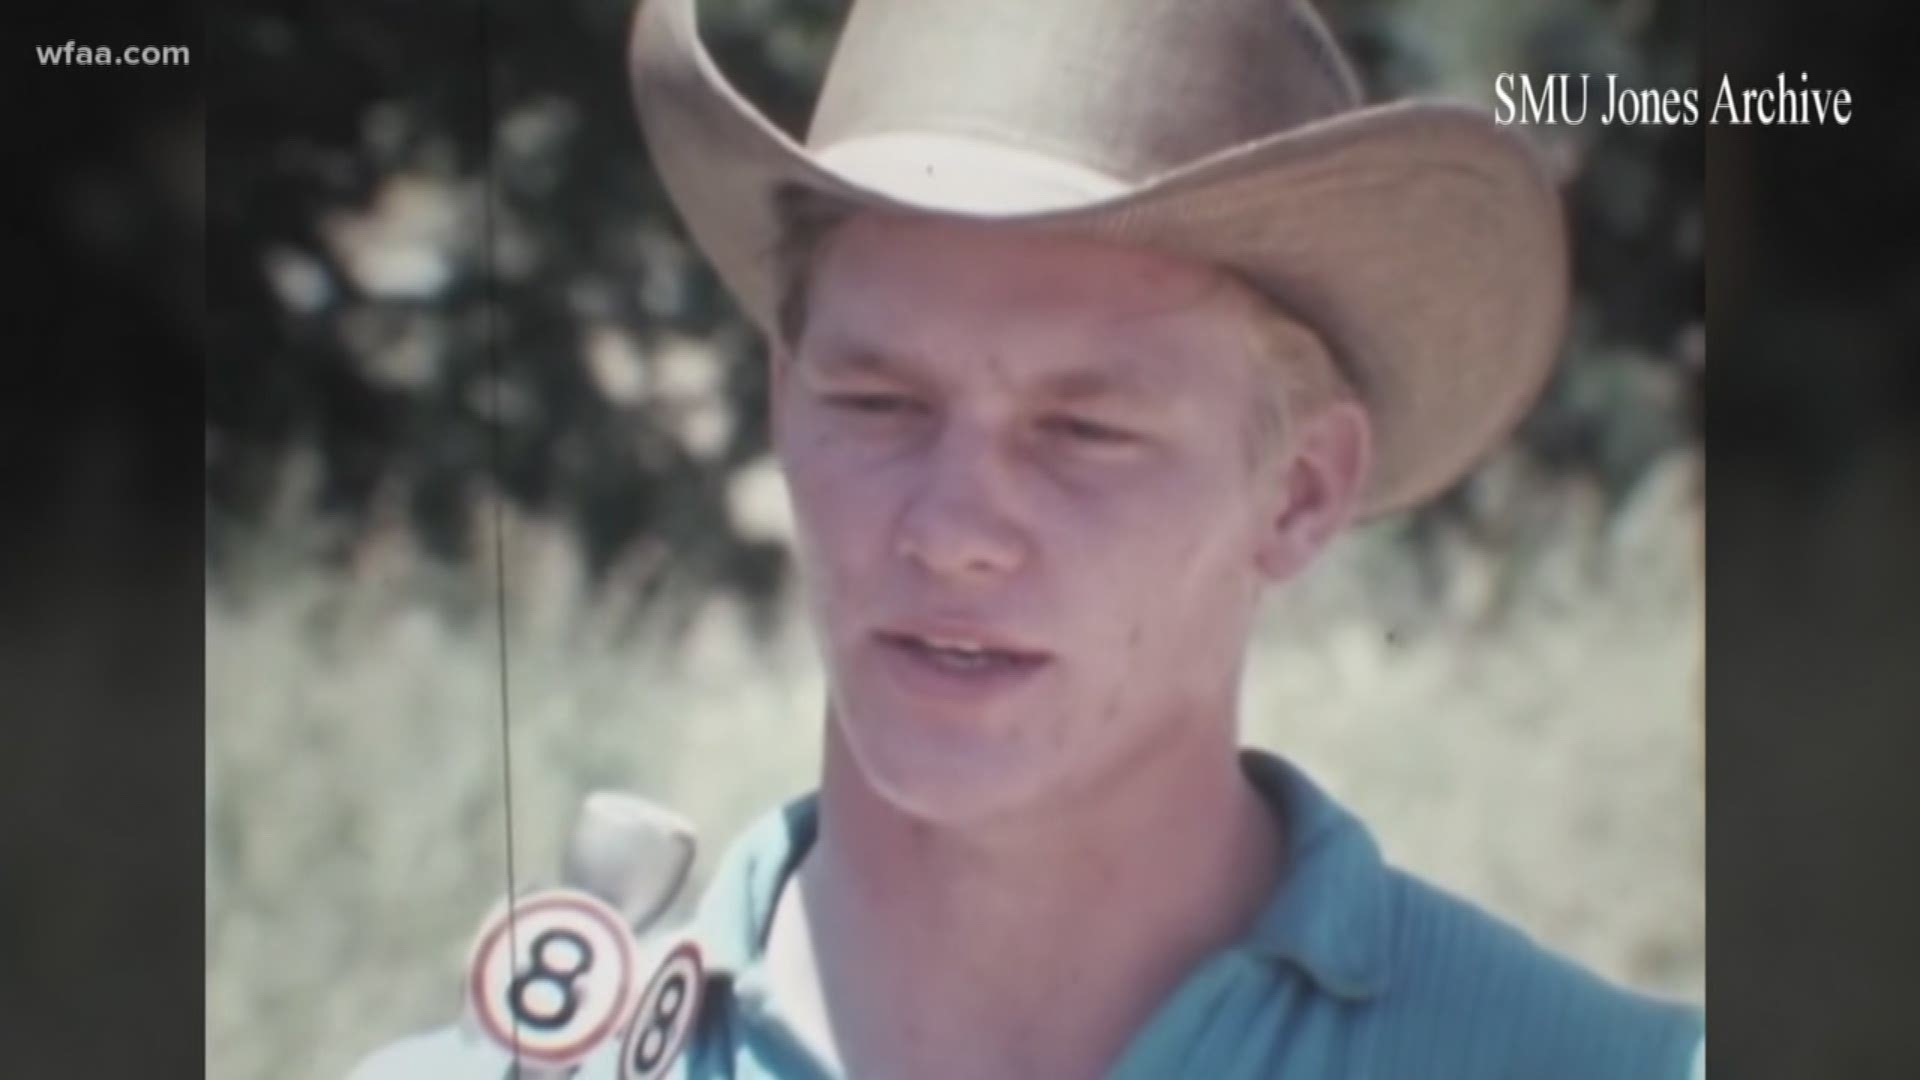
[625,0,1569,518]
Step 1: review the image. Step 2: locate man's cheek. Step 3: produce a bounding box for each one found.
[1068,521,1199,594]
[792,482,884,592]
[788,468,852,542]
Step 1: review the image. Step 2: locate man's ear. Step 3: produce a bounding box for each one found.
[1253,398,1373,583]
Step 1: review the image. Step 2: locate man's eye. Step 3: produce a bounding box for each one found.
[827,392,925,416]
[1041,416,1135,444]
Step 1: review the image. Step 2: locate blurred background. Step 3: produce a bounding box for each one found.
[203,1,1703,1076]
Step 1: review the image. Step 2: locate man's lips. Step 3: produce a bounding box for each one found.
[871,623,1052,665]
[871,622,1053,690]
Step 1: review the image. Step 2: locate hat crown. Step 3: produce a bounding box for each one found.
[806,0,1364,182]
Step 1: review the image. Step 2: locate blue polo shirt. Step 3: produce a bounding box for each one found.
[351,750,1706,1078]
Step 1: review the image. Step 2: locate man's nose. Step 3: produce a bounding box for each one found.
[893,424,1029,582]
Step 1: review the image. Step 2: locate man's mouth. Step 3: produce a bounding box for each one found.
[874,630,1050,674]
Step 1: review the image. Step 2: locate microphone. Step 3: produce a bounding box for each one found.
[461,792,705,1079]
[562,792,697,936]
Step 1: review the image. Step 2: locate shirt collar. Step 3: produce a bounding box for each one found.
[689,749,1394,1002]
[691,796,817,983]
[1234,748,1395,1001]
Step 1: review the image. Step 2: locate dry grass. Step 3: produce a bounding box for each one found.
[206,450,1702,1080]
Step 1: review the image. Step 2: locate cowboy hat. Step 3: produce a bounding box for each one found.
[625,0,1569,518]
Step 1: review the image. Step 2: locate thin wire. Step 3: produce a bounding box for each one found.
[474,0,526,1074]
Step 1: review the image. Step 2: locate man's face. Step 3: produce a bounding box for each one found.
[772,214,1354,825]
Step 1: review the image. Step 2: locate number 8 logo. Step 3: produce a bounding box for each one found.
[465,891,638,1069]
[507,927,593,1030]
[620,939,705,1080]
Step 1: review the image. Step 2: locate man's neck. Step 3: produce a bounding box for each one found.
[762,716,1286,1080]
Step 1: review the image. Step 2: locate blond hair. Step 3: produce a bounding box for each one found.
[1228,281,1357,472]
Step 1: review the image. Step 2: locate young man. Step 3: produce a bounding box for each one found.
[355,0,1705,1076]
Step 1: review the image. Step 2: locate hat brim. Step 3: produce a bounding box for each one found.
[628,0,1570,519]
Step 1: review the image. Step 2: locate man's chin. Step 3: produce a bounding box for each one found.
[836,712,1056,828]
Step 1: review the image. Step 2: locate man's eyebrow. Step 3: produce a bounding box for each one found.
[803,342,924,380]
[1032,362,1170,404]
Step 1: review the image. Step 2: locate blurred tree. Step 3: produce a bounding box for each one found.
[1515,0,1702,488]
[208,0,1701,623]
